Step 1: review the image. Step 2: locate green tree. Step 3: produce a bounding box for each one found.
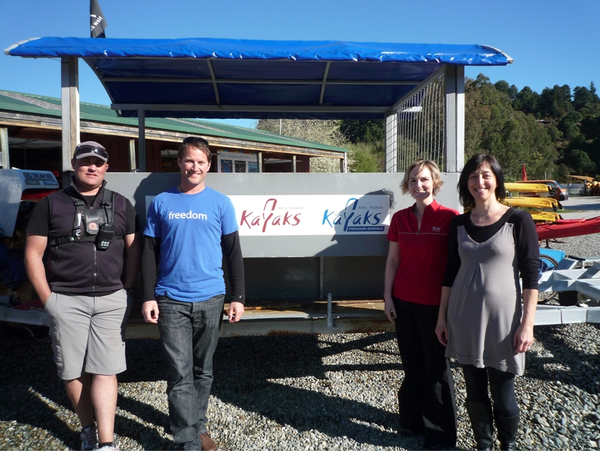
[562,148,596,175]
[340,120,385,146]
[546,125,563,142]
[513,86,540,115]
[256,119,346,147]
[256,119,348,173]
[558,111,583,140]
[573,83,600,112]
[347,142,384,172]
[538,84,572,120]
[558,163,571,180]
[339,120,385,168]
[494,80,518,100]
[465,74,557,180]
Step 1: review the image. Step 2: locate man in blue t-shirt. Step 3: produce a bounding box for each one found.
[142,137,245,451]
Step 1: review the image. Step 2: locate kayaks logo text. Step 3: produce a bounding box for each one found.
[322,197,385,232]
[240,198,301,233]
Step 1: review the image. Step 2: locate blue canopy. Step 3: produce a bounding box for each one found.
[6,37,512,120]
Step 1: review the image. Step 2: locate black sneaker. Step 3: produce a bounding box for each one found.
[80,424,98,451]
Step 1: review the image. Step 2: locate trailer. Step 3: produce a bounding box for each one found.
[0,168,456,337]
[6,37,598,336]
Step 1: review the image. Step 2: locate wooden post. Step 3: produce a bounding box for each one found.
[0,127,9,168]
[61,56,80,172]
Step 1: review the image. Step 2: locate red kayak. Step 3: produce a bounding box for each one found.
[536,216,600,240]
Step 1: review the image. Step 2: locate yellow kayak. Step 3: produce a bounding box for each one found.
[529,211,561,223]
[502,197,558,209]
[505,182,550,193]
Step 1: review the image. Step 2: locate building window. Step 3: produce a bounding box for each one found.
[217,151,259,173]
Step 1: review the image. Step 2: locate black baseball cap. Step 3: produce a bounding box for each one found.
[74,141,109,162]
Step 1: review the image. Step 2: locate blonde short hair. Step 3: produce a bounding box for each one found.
[401,160,443,195]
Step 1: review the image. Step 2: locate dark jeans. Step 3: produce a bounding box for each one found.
[461,364,519,417]
[158,294,224,445]
[393,297,457,445]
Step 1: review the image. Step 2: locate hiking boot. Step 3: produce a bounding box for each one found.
[80,424,98,451]
[200,432,218,450]
[495,412,519,450]
[467,401,494,450]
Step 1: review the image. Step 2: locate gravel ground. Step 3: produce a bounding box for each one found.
[1,198,600,450]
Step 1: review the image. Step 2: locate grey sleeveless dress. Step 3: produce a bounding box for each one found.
[445,221,525,375]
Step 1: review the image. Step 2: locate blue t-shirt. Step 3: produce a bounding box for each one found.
[144,186,239,302]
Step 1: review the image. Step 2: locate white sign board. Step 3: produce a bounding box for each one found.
[230,194,390,236]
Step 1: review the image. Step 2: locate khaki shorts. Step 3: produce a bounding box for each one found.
[44,290,131,380]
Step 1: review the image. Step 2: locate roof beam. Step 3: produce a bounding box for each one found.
[387,67,444,115]
[206,59,221,106]
[111,104,389,113]
[101,77,418,86]
[319,62,331,106]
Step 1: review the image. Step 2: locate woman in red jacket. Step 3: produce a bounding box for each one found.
[384,159,458,450]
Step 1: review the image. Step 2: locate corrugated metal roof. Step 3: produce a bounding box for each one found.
[0,90,347,153]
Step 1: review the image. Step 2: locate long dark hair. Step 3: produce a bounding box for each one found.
[458,154,505,208]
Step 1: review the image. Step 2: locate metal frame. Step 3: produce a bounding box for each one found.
[60,59,466,173]
[383,66,465,173]
[4,300,598,339]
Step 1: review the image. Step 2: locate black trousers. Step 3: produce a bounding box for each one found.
[393,297,457,445]
[461,364,519,417]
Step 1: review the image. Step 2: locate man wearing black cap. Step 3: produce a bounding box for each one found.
[25,141,139,451]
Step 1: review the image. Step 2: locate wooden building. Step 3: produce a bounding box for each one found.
[0,90,347,175]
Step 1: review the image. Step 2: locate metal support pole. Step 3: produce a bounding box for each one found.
[327,293,333,329]
[258,152,263,173]
[138,110,146,171]
[319,257,324,299]
[0,127,9,169]
[385,113,398,172]
[129,139,137,171]
[444,65,465,173]
[61,56,80,172]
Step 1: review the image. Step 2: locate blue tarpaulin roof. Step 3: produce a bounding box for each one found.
[6,37,512,120]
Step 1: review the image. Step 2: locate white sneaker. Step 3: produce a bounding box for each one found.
[95,442,120,451]
[80,425,98,450]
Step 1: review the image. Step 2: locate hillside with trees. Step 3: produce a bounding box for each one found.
[257,75,600,179]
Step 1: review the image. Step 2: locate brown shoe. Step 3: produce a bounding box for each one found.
[200,432,218,451]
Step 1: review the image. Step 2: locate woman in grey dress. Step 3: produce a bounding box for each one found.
[435,154,539,451]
